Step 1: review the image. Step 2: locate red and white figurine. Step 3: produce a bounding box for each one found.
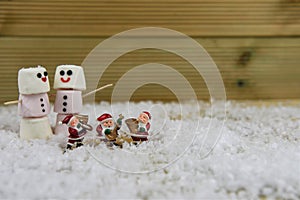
[135,111,151,141]
[96,113,123,142]
[125,111,151,142]
[60,114,92,149]
[16,66,52,140]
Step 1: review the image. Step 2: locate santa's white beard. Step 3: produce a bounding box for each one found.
[101,124,115,131]
[138,122,147,129]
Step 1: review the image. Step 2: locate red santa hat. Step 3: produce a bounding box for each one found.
[97,113,113,123]
[59,114,75,126]
[142,111,151,120]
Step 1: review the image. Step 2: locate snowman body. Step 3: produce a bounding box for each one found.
[54,90,82,114]
[18,66,52,140]
[53,65,86,135]
[18,93,50,117]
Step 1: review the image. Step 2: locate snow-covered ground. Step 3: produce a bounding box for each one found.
[0,101,300,199]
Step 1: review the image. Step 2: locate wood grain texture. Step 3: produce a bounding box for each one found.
[0,0,299,102]
[0,37,299,103]
[0,0,299,36]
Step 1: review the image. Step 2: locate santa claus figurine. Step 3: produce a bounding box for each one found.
[135,111,151,141]
[125,111,151,142]
[96,113,124,144]
[60,114,93,150]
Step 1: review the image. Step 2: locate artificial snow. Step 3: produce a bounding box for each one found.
[0,101,299,199]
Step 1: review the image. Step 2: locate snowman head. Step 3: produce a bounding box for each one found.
[53,65,86,90]
[18,66,50,95]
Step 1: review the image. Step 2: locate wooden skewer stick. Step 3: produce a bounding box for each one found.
[82,83,113,98]
[4,100,21,105]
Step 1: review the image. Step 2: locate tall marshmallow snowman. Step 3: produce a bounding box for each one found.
[18,66,53,140]
[53,65,86,135]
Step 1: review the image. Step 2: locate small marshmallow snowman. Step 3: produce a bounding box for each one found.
[18,66,53,140]
[53,65,86,135]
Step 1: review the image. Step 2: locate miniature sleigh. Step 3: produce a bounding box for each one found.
[124,118,149,142]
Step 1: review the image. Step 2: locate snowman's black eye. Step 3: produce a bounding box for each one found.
[44,71,48,76]
[37,73,42,78]
[67,70,72,76]
[60,70,65,76]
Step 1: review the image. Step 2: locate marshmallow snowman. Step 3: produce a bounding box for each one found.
[53,65,86,135]
[18,66,53,140]
[53,65,86,90]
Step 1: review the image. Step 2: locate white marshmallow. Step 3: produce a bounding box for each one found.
[20,117,52,140]
[18,93,50,117]
[18,66,50,94]
[54,90,83,114]
[54,113,71,135]
[53,65,86,90]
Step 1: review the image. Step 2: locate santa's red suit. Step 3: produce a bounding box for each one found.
[67,125,87,148]
[61,115,87,149]
[131,111,151,142]
[132,122,150,142]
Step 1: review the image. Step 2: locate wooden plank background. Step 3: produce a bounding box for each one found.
[0,0,299,102]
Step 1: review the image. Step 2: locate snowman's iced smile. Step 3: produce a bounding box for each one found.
[61,77,71,83]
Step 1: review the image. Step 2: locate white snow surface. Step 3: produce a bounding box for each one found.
[0,101,300,199]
